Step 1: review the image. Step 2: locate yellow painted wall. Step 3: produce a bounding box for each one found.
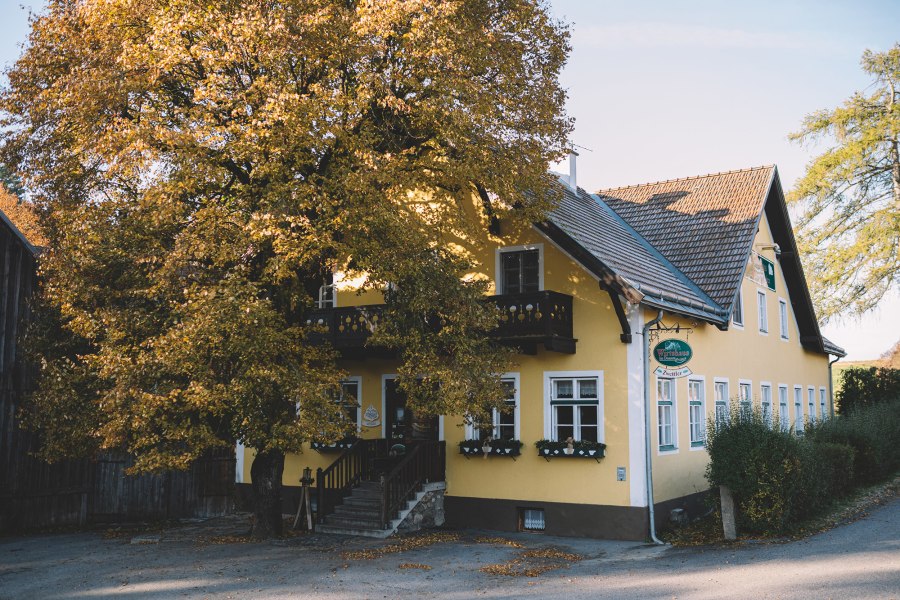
[648,213,832,503]
[239,192,835,513]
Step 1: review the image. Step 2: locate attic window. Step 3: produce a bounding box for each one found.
[732,289,744,327]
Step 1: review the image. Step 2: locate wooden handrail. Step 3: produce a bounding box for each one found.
[316,439,369,524]
[379,440,446,529]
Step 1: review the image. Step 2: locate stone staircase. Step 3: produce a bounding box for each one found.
[317,481,445,538]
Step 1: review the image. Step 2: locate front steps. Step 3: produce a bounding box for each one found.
[317,481,446,538]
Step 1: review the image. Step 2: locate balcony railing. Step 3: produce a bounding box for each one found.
[305,290,576,355]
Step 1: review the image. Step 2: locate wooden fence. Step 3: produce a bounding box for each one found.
[0,211,235,533]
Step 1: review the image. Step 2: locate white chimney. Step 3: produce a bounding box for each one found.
[568,148,579,191]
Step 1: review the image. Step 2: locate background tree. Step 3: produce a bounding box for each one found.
[0,184,46,246]
[0,0,571,538]
[789,44,900,322]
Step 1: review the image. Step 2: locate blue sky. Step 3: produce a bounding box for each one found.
[1,1,897,361]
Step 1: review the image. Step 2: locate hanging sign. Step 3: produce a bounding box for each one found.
[654,366,692,378]
[653,339,693,367]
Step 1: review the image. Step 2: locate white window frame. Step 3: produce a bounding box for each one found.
[760,382,773,427]
[808,386,816,424]
[543,370,604,443]
[496,244,544,295]
[778,384,789,431]
[465,373,520,441]
[317,284,337,308]
[757,289,768,334]
[732,289,744,328]
[819,387,828,421]
[778,298,789,341]
[656,376,677,453]
[739,379,753,414]
[714,378,729,429]
[794,385,804,430]
[688,376,706,450]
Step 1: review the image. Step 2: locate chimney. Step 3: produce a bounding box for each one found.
[568,148,579,192]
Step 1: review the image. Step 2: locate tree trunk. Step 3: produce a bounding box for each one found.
[250,449,285,539]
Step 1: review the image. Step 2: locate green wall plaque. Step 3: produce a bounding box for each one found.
[653,339,693,367]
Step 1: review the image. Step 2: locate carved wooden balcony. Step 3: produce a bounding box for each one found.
[305,290,576,356]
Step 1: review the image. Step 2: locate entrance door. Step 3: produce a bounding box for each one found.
[384,378,439,443]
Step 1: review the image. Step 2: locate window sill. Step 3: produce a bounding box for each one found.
[690,442,706,451]
[658,445,678,455]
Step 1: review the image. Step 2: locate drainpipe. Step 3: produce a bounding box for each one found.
[828,356,841,418]
[642,309,665,545]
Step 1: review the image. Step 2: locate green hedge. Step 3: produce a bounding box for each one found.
[706,400,899,534]
[836,367,900,414]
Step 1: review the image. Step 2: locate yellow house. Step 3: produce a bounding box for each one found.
[235,164,844,540]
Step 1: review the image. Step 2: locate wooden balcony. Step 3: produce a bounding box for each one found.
[305,290,576,356]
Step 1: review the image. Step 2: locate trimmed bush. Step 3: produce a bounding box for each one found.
[807,399,900,485]
[836,367,900,414]
[707,399,899,535]
[706,405,816,533]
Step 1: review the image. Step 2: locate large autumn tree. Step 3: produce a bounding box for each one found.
[789,44,900,322]
[0,0,571,537]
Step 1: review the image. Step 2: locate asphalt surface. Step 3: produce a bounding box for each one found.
[1,497,898,599]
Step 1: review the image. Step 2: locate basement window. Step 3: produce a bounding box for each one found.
[519,508,545,532]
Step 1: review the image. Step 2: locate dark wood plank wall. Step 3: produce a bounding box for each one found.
[0,216,234,533]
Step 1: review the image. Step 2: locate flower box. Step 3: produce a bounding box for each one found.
[458,439,523,458]
[534,439,606,461]
[310,436,359,452]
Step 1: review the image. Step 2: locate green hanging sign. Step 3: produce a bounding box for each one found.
[760,256,776,291]
[653,339,693,367]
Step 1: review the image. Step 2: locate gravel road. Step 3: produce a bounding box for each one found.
[1,497,897,599]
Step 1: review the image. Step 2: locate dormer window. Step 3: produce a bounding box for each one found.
[498,247,541,295]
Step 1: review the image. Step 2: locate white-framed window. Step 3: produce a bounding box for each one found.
[757,290,768,334]
[657,377,677,452]
[688,378,706,448]
[794,385,803,430]
[739,380,752,415]
[317,273,336,308]
[808,387,816,424]
[337,377,362,432]
[760,383,773,427]
[819,387,828,421]
[732,289,744,328]
[496,245,543,295]
[468,374,520,441]
[545,371,603,443]
[778,298,789,340]
[714,379,729,429]
[778,384,789,430]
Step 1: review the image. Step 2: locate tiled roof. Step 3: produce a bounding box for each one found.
[544,180,726,322]
[597,166,775,310]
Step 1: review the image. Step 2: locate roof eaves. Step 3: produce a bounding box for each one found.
[533,218,645,305]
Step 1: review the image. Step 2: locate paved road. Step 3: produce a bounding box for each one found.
[1,498,898,599]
